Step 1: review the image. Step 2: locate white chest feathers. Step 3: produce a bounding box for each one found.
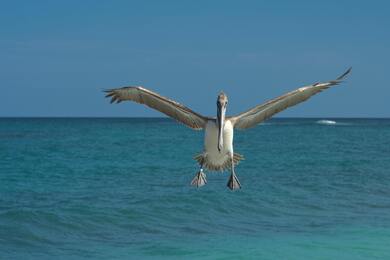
[204,120,234,155]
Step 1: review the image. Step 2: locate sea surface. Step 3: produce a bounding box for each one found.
[1,118,390,259]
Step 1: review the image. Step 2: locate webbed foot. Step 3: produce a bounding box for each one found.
[227,173,241,190]
[191,169,207,188]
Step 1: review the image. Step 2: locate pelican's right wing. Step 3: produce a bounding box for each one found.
[229,68,352,129]
[105,87,209,130]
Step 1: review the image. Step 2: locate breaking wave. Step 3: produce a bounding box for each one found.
[316,120,337,125]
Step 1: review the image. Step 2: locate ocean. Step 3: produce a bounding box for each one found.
[1,118,390,259]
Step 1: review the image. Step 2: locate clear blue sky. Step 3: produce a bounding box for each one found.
[1,0,388,117]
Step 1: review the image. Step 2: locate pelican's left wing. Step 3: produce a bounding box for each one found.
[105,86,209,130]
[229,68,352,129]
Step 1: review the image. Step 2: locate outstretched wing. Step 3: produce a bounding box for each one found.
[105,86,209,130]
[229,68,352,129]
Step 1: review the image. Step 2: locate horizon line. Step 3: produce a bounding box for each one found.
[0,116,389,119]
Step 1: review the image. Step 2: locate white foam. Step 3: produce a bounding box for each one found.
[316,120,337,125]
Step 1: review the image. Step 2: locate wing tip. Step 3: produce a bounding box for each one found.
[102,88,120,103]
[336,67,352,81]
[104,89,114,97]
[102,86,147,104]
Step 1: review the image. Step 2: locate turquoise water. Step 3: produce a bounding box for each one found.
[1,118,390,259]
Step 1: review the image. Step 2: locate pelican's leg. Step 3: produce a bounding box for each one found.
[191,164,207,188]
[227,155,241,190]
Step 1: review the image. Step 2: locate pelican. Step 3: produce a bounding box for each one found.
[104,68,351,190]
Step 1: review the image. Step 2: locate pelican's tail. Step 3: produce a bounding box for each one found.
[193,152,244,171]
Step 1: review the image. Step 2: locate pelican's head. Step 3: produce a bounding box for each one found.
[217,92,228,152]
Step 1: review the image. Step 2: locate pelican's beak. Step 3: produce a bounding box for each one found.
[217,101,226,152]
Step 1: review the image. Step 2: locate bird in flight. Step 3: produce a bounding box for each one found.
[105,68,351,190]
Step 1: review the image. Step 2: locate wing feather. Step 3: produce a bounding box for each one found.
[230,68,352,129]
[104,86,209,130]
